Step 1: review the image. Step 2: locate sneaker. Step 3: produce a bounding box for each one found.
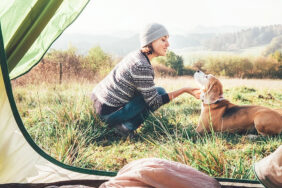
[115,124,132,137]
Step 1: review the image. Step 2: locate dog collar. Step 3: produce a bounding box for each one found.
[202,95,225,104]
[214,95,225,103]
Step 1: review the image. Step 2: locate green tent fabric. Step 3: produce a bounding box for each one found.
[0,0,116,183]
[0,0,87,79]
[0,49,114,183]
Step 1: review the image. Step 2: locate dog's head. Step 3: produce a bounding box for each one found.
[194,70,223,104]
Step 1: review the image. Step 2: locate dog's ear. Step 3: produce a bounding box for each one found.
[203,79,223,104]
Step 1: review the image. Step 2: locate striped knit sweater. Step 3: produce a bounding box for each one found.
[92,50,169,114]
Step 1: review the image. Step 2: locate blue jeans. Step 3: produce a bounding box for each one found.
[101,87,167,131]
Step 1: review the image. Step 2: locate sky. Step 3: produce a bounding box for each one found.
[66,0,282,36]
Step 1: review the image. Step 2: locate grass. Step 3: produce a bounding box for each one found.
[11,77,282,179]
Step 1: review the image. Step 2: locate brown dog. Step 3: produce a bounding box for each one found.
[194,70,282,136]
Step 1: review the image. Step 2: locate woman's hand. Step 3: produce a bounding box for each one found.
[168,87,201,101]
[186,87,201,99]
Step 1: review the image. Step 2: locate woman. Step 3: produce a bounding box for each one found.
[92,23,200,136]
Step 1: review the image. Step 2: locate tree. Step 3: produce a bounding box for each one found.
[271,50,282,62]
[165,51,184,75]
[263,35,282,56]
[84,46,113,74]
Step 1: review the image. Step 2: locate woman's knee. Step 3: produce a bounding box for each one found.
[156,87,166,95]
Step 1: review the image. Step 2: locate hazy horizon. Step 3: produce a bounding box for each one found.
[51,0,282,58]
[64,0,282,36]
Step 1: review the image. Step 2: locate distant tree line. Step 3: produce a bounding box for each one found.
[153,50,282,79]
[45,45,117,81]
[192,51,282,78]
[204,25,282,51]
[13,46,282,85]
[13,45,119,85]
[263,35,282,56]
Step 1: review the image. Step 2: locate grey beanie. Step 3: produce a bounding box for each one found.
[140,23,169,47]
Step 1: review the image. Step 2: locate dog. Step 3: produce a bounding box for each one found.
[194,70,282,136]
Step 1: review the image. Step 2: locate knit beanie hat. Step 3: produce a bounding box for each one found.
[139,23,169,48]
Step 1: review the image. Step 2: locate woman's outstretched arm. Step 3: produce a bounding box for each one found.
[168,87,201,101]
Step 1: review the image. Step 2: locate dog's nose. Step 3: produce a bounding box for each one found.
[196,70,200,73]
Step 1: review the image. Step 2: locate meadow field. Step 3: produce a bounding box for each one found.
[12,76,282,180]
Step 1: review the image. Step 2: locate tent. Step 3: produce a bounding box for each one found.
[0,0,263,187]
[0,0,115,185]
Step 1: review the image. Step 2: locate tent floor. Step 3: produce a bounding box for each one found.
[0,179,263,188]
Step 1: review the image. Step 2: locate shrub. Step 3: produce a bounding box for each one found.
[12,46,117,85]
[83,46,114,76]
[192,55,282,79]
[182,66,195,76]
[249,57,281,78]
[152,63,176,77]
[153,51,184,76]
